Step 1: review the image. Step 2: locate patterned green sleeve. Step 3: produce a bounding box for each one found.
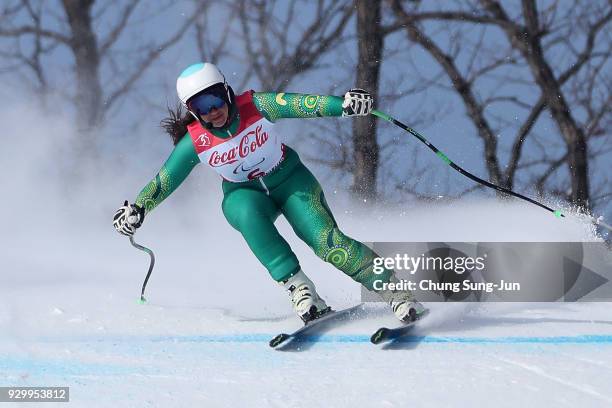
[252,92,344,122]
[135,134,200,214]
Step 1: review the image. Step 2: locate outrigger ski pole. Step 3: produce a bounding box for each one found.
[129,236,156,303]
[371,109,612,233]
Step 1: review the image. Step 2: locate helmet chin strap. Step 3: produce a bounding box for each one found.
[187,110,212,129]
[223,85,237,127]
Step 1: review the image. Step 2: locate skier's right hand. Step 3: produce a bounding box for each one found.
[113,200,145,236]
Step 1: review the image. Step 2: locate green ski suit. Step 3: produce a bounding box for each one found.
[135,91,392,287]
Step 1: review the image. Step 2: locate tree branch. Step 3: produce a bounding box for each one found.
[99,0,141,57]
[390,0,503,184]
[103,13,197,114]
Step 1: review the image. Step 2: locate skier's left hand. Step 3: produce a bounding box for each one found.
[113,200,145,236]
[342,88,373,117]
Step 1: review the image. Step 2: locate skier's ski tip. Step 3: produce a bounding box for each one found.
[370,308,429,345]
[370,328,391,344]
[269,333,291,348]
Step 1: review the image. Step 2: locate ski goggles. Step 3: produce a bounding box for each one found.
[187,84,227,116]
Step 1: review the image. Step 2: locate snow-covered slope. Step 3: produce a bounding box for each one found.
[1,105,610,407]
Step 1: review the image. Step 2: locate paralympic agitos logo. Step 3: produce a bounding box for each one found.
[208,124,270,167]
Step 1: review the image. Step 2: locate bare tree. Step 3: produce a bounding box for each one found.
[193,0,237,70]
[235,0,399,201]
[387,0,611,211]
[481,0,609,210]
[234,0,354,90]
[0,0,196,134]
[352,0,383,202]
[62,0,103,127]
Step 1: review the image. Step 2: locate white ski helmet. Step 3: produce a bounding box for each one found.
[176,62,227,105]
[176,62,236,128]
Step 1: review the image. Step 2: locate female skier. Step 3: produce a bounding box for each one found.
[113,62,425,323]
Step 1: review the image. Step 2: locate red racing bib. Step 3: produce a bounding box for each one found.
[187,91,284,182]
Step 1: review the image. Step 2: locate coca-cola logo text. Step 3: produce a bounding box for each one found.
[208,125,269,167]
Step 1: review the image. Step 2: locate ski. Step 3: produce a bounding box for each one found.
[269,303,363,348]
[370,309,430,345]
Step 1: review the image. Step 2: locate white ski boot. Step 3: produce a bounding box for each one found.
[390,297,426,323]
[281,270,331,324]
[379,290,427,323]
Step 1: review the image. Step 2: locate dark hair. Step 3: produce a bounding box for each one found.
[161,104,196,145]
